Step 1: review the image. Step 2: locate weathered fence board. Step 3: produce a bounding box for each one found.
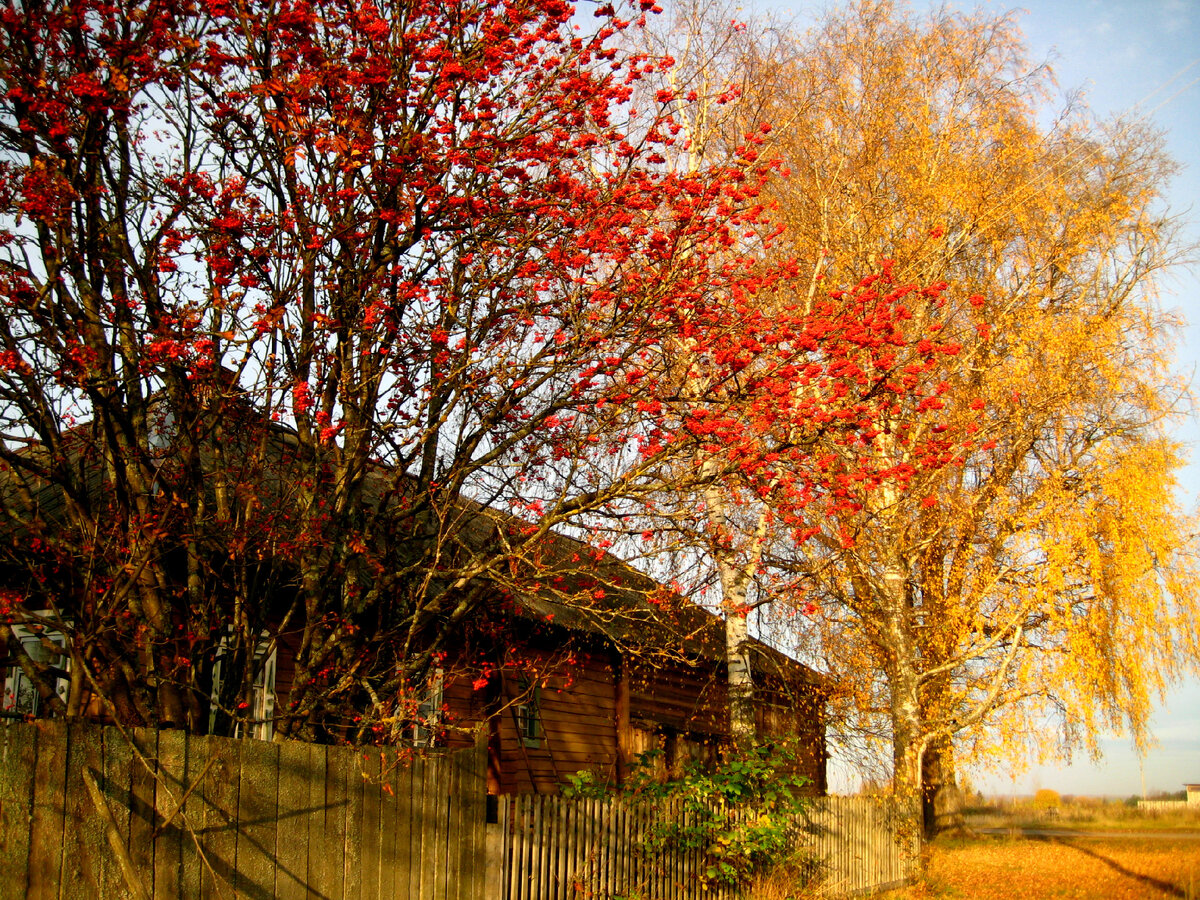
[492,794,738,900]
[800,796,919,896]
[275,739,310,900]
[28,719,68,900]
[0,722,36,900]
[1,721,485,900]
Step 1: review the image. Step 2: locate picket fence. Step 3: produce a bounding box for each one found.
[0,720,915,899]
[491,793,918,900]
[1137,800,1194,813]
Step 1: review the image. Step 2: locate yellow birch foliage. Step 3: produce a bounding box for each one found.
[756,0,1199,778]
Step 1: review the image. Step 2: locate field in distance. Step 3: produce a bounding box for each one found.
[968,792,1200,834]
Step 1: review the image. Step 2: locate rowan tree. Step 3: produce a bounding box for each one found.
[0,0,828,740]
[751,0,1199,834]
[615,0,793,750]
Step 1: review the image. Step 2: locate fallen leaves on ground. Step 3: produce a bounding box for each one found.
[884,834,1200,899]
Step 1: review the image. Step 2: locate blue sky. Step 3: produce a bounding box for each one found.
[749,0,1200,797]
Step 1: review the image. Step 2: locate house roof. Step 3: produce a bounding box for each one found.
[0,404,826,690]
[489,521,826,688]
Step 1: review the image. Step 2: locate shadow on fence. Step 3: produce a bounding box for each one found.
[0,720,487,900]
[1,721,915,899]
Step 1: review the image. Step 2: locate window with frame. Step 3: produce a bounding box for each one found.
[411,667,444,748]
[209,632,277,741]
[515,680,541,748]
[3,619,69,717]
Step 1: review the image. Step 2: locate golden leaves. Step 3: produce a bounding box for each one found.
[747,0,1197,786]
[887,836,1200,900]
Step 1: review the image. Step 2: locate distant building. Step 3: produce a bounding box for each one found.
[1185,784,1200,805]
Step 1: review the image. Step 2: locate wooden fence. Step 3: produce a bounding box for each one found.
[805,796,919,896]
[492,794,737,900]
[0,720,487,900]
[490,793,918,900]
[1,721,915,899]
[1137,800,1196,813]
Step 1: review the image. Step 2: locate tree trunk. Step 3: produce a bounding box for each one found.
[720,560,755,751]
[879,553,926,857]
[703,472,760,753]
[882,561,921,796]
[922,737,967,838]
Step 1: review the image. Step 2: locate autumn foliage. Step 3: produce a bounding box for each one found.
[748,0,1197,835]
[0,0,968,742]
[2,3,1193,860]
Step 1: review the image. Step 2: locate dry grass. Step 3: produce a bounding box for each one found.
[878,834,1200,900]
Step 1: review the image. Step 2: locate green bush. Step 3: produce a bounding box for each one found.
[565,742,812,889]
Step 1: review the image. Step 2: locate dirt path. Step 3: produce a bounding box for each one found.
[977,827,1200,840]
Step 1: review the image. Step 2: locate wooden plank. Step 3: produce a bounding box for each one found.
[597,798,609,900]
[342,749,364,900]
[323,746,346,900]
[419,756,438,900]
[462,744,483,900]
[305,743,327,900]
[515,795,529,900]
[534,794,548,900]
[177,734,205,900]
[377,752,401,900]
[152,729,187,900]
[463,742,487,900]
[237,738,279,900]
[533,704,620,727]
[27,719,67,900]
[559,794,572,899]
[436,755,454,900]
[581,798,594,896]
[451,752,466,900]
[60,723,107,898]
[359,751,382,900]
[0,722,37,900]
[507,796,522,900]
[99,727,134,899]
[197,733,239,900]
[482,801,498,900]
[554,795,567,899]
[524,795,536,900]
[576,797,590,896]
[275,741,310,900]
[628,799,640,897]
[127,729,158,897]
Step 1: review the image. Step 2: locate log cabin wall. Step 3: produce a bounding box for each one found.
[493,658,619,795]
[437,642,621,795]
[626,656,728,737]
[331,621,828,797]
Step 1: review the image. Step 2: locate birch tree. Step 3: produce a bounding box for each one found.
[756,0,1199,834]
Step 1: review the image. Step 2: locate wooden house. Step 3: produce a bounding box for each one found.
[4,548,828,799]
[1,412,828,796]
[416,565,829,796]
